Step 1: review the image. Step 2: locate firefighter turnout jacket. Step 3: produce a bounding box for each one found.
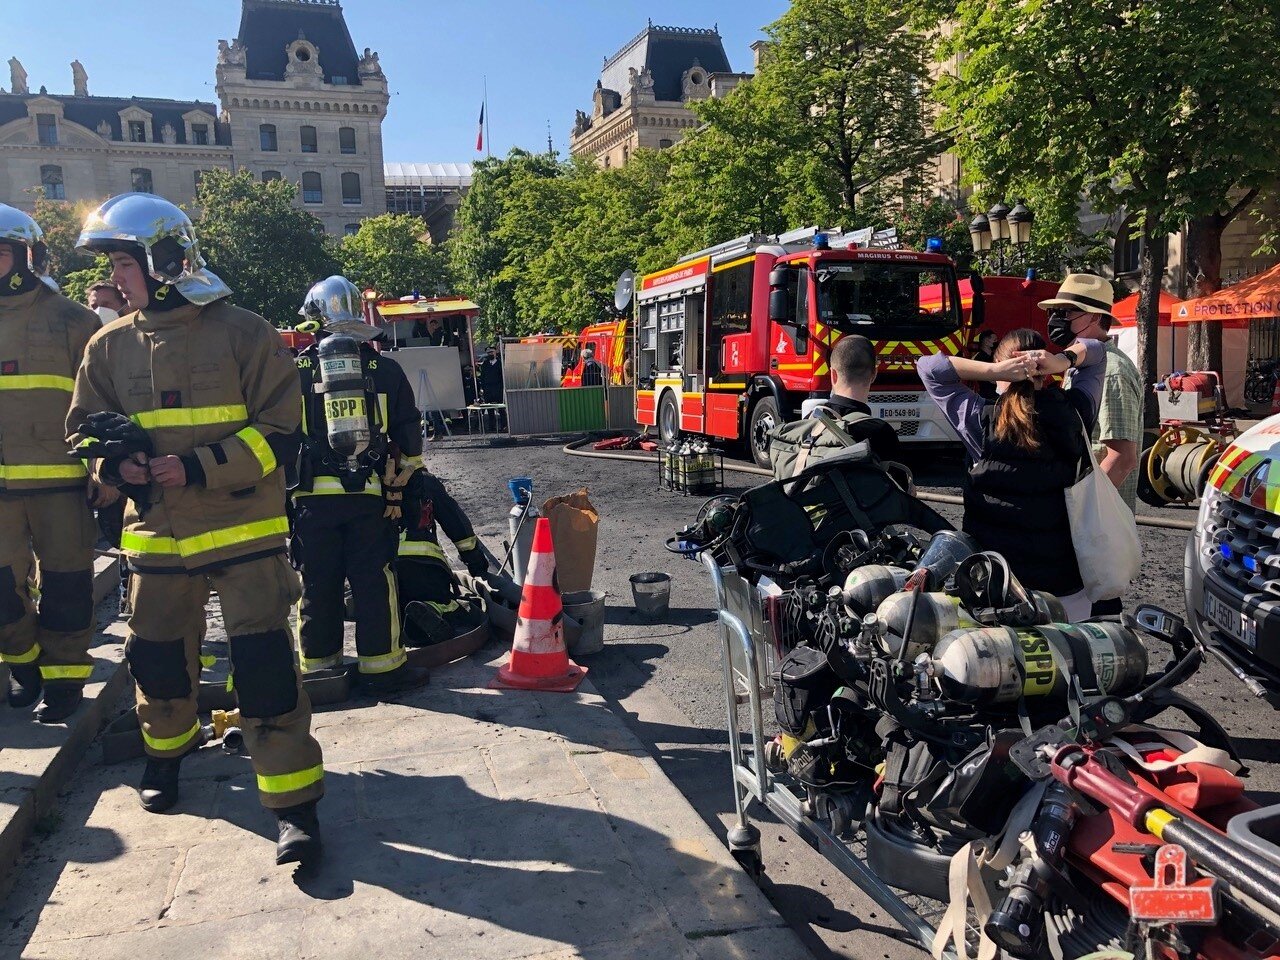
[66,300,302,573]
[65,299,324,810]
[0,282,100,684]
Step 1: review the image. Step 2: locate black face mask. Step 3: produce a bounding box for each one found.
[1046,310,1076,348]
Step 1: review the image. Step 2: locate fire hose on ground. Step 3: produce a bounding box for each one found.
[561,435,1196,533]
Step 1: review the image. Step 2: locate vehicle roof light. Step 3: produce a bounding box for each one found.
[813,233,830,250]
[926,237,944,253]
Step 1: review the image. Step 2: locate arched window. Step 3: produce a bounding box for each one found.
[1115,218,1141,276]
[40,165,65,200]
[131,168,153,193]
[262,170,282,183]
[344,223,360,236]
[341,172,361,205]
[339,127,356,154]
[259,123,277,152]
[302,172,323,204]
[300,125,317,153]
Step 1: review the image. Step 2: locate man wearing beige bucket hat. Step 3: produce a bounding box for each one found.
[1039,273,1143,615]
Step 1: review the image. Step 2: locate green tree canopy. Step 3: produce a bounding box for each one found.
[449,149,565,341]
[192,169,337,327]
[338,214,449,300]
[29,192,99,282]
[937,0,1280,416]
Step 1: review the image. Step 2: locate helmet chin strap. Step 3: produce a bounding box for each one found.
[0,242,39,296]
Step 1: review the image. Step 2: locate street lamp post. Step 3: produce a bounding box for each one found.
[969,199,1034,274]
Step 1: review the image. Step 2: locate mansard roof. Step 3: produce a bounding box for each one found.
[237,0,362,85]
[599,24,732,102]
[0,92,228,145]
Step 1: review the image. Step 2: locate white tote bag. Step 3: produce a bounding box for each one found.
[1064,419,1141,602]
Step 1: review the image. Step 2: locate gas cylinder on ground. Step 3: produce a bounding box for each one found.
[316,334,370,468]
[842,565,911,617]
[507,478,539,586]
[931,622,1148,705]
[875,591,978,661]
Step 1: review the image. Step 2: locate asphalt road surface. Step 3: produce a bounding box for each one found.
[426,435,1279,960]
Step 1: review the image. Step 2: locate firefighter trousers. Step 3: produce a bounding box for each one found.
[293,496,404,676]
[126,554,324,810]
[0,491,97,686]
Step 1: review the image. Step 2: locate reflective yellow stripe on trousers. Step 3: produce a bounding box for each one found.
[143,720,202,753]
[120,516,290,558]
[1,642,41,664]
[40,664,94,681]
[131,404,249,430]
[257,763,324,796]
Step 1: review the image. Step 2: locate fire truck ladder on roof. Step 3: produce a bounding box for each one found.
[673,226,899,266]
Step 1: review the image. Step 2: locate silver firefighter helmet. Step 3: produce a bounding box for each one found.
[298,275,378,341]
[0,203,49,275]
[76,192,230,305]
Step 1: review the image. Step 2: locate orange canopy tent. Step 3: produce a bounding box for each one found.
[1172,262,1280,325]
[1111,290,1182,326]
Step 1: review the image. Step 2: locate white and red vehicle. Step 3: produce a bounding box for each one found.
[635,227,973,465]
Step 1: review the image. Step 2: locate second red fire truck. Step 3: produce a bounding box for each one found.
[635,226,985,466]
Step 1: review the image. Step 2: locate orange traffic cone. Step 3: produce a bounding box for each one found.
[490,517,587,692]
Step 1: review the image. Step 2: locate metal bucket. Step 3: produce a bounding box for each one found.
[629,572,671,619]
[563,589,606,656]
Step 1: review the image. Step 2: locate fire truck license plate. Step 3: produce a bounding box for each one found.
[1204,592,1258,649]
[875,407,919,420]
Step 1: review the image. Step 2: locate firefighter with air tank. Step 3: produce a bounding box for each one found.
[291,276,431,694]
[67,193,324,868]
[0,203,107,724]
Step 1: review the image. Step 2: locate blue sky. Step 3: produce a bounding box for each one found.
[1,0,787,161]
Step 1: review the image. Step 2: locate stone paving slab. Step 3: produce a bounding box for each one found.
[0,649,811,960]
[0,602,129,892]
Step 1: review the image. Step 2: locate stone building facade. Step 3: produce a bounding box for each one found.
[570,24,750,169]
[0,0,387,236]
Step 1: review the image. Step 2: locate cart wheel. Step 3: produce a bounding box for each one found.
[1136,447,1167,508]
[731,846,764,879]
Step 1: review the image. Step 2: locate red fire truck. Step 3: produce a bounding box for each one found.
[562,319,629,387]
[635,227,978,465]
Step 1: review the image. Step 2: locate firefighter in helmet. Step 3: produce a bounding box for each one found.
[67,193,324,868]
[0,204,107,723]
[399,470,488,646]
[292,276,429,693]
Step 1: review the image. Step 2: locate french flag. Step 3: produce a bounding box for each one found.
[476,103,485,152]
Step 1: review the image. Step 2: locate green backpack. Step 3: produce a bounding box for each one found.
[768,406,876,481]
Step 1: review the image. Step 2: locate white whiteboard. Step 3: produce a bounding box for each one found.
[385,346,466,412]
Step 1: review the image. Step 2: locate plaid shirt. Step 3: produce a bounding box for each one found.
[1068,340,1143,511]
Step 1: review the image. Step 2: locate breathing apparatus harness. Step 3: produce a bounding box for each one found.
[297,320,388,494]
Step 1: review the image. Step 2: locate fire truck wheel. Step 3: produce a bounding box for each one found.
[658,391,681,447]
[748,396,780,468]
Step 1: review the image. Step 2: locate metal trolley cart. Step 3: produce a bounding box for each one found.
[702,550,968,956]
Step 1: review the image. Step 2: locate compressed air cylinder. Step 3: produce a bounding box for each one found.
[932,622,1148,705]
[842,565,911,617]
[876,591,979,661]
[1031,591,1068,624]
[317,334,371,463]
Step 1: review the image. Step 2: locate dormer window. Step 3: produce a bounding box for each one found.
[128,120,147,143]
[294,46,311,63]
[37,114,58,145]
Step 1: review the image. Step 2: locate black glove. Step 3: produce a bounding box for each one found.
[461,547,489,578]
[72,412,155,515]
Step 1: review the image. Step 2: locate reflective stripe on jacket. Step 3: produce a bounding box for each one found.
[0,285,98,494]
[66,300,302,572]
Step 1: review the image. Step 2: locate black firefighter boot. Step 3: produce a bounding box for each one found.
[276,800,323,867]
[137,755,185,813]
[6,663,41,709]
[360,662,431,697]
[34,684,84,724]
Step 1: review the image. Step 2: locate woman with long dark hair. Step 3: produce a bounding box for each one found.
[917,329,1106,618]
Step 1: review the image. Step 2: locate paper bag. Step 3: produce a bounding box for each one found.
[541,488,599,593]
